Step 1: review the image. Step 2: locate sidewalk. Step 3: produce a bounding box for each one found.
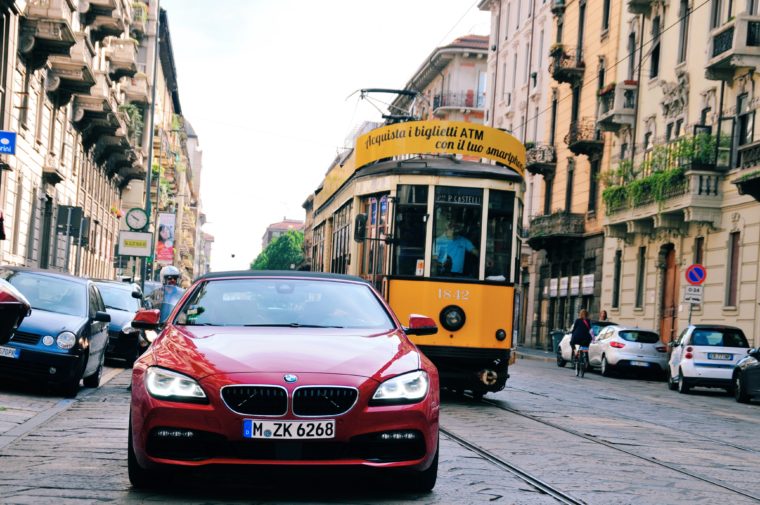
[514,345,556,363]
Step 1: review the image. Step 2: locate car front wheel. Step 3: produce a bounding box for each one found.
[734,373,750,403]
[128,413,161,489]
[667,368,678,390]
[601,355,612,377]
[396,444,438,492]
[556,349,567,368]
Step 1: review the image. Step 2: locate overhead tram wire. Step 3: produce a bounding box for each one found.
[521,0,713,131]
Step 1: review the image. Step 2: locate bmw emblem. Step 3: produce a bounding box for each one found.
[284,374,298,383]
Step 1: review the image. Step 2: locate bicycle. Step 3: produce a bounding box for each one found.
[575,346,589,378]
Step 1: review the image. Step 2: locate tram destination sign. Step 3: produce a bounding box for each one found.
[355,120,526,177]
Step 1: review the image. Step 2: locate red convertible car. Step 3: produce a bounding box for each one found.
[128,271,440,492]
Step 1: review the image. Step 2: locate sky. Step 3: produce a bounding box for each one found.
[160,0,490,272]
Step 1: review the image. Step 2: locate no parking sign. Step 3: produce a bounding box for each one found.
[685,264,706,285]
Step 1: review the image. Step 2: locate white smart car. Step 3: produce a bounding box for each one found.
[668,325,750,394]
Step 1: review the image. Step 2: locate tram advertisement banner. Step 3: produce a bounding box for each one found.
[355,120,525,177]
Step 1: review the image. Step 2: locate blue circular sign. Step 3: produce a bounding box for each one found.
[685,264,706,285]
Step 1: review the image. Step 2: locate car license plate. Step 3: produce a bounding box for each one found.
[0,345,19,359]
[243,419,335,439]
[708,353,732,360]
[630,361,649,367]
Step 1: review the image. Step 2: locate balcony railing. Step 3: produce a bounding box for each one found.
[550,46,584,85]
[525,144,557,176]
[432,90,486,114]
[564,117,603,156]
[738,140,760,169]
[104,37,138,80]
[47,32,96,99]
[527,212,585,251]
[705,14,760,81]
[627,0,656,14]
[122,71,150,104]
[597,82,637,132]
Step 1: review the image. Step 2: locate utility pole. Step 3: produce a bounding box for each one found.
[140,0,160,294]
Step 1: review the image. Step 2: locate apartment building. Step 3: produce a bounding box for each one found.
[599,0,760,345]
[479,0,554,347]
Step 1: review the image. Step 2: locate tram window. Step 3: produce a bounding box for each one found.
[432,186,482,279]
[393,185,428,276]
[485,190,515,281]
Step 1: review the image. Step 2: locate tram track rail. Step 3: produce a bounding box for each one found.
[440,426,586,505]
[477,396,760,502]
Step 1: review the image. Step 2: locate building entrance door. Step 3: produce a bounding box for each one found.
[659,247,679,343]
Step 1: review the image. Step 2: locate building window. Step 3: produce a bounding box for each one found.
[678,0,690,63]
[564,159,574,211]
[330,202,352,274]
[701,107,712,125]
[635,246,646,308]
[726,232,740,306]
[543,177,553,215]
[577,0,586,59]
[694,236,704,264]
[710,0,722,28]
[35,77,46,143]
[650,17,661,78]
[627,33,636,80]
[311,223,325,272]
[612,250,622,308]
[588,158,600,212]
[602,0,611,31]
[737,93,754,147]
[504,3,511,39]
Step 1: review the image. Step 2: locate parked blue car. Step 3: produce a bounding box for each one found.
[0,267,110,397]
[93,279,148,366]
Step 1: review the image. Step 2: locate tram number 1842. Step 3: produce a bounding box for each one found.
[437,288,470,301]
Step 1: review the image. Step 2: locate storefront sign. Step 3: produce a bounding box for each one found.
[582,274,595,295]
[570,275,580,296]
[549,278,558,297]
[355,120,525,177]
[118,231,152,257]
[559,277,568,297]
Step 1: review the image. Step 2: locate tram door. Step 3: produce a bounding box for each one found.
[358,194,389,291]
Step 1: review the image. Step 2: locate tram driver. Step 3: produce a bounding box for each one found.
[434,220,479,277]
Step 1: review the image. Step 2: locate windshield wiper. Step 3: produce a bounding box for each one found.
[104,305,125,311]
[243,323,344,328]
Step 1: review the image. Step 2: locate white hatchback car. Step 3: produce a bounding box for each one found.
[588,326,668,377]
[556,320,618,368]
[668,325,750,394]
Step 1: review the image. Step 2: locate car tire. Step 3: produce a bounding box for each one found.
[397,442,438,492]
[667,368,678,390]
[734,373,750,403]
[60,353,86,398]
[128,413,160,489]
[601,355,612,377]
[677,369,691,394]
[556,349,567,368]
[83,362,102,388]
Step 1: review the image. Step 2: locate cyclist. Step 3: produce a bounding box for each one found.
[569,308,593,365]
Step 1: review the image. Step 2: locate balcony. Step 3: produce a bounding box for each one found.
[72,71,121,148]
[527,212,585,251]
[47,32,96,102]
[92,135,129,165]
[733,140,760,200]
[131,1,148,37]
[525,144,557,177]
[565,117,603,157]
[705,14,760,81]
[597,82,637,132]
[19,0,76,65]
[42,154,65,185]
[550,0,566,15]
[87,3,126,43]
[627,0,657,14]
[432,90,486,116]
[550,45,584,85]
[122,72,150,104]
[104,37,138,80]
[604,170,723,232]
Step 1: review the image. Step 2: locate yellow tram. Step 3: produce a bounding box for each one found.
[306,120,525,396]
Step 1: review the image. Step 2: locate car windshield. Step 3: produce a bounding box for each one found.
[591,321,615,336]
[691,328,749,348]
[3,271,86,317]
[619,330,660,344]
[97,284,140,312]
[175,278,395,330]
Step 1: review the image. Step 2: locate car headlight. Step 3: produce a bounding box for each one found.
[370,370,429,406]
[145,367,208,403]
[56,331,77,350]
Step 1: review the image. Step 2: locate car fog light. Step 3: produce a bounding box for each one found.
[440,305,466,331]
[42,336,54,346]
[49,367,56,375]
[155,428,195,438]
[495,329,507,341]
[379,431,419,441]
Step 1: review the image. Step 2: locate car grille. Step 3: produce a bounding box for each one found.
[221,386,288,416]
[293,387,358,416]
[10,331,41,345]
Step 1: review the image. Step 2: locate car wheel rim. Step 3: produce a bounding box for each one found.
[735,377,741,399]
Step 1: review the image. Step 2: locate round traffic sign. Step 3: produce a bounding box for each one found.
[685,264,706,286]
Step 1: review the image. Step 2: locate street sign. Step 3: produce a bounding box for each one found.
[118,231,153,257]
[684,285,703,304]
[0,131,17,155]
[685,264,706,286]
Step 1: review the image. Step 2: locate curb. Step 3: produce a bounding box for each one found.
[515,351,556,363]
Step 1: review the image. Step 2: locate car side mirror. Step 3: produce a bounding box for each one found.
[132,309,161,330]
[404,314,438,336]
[94,311,111,323]
[131,290,142,299]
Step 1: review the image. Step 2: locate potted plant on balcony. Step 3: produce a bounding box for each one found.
[549,42,565,56]
[598,82,616,96]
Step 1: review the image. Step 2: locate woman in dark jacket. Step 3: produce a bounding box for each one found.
[569,309,593,353]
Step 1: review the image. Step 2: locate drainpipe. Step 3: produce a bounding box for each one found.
[489,1,502,127]
[523,0,537,142]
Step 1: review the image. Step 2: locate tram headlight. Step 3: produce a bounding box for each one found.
[495,329,507,341]
[439,305,466,332]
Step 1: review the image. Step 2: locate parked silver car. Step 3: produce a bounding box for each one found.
[589,326,668,377]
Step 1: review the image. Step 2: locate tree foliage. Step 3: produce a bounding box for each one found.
[250,230,304,270]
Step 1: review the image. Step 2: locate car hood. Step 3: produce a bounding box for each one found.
[150,325,421,382]
[17,309,86,335]
[105,308,135,332]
